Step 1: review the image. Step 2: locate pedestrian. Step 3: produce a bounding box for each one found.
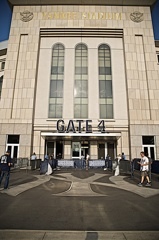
[44,154,49,161]
[145,152,153,182]
[0,150,12,190]
[114,154,121,176]
[122,152,126,160]
[137,151,151,187]
[130,158,135,178]
[104,154,110,171]
[45,161,52,175]
[30,152,37,170]
[86,153,90,170]
[30,152,37,160]
[81,153,85,169]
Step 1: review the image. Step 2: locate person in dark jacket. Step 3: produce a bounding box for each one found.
[0,150,12,190]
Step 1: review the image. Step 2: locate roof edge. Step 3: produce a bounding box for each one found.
[8,0,157,7]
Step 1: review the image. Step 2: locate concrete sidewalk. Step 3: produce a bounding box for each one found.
[0,230,159,240]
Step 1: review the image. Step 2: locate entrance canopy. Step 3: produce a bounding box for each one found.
[41,132,121,141]
[9,0,156,6]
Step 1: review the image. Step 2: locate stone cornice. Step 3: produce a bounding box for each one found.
[8,0,157,7]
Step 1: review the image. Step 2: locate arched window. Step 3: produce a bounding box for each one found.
[49,44,65,118]
[74,44,88,118]
[0,75,3,98]
[98,44,113,119]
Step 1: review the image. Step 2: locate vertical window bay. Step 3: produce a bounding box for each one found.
[98,44,113,119]
[74,44,88,118]
[49,44,64,118]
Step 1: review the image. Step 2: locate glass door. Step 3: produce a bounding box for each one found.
[143,146,155,160]
[142,136,156,160]
[56,141,63,159]
[98,143,105,159]
[6,135,20,159]
[107,142,115,160]
[46,141,55,158]
[6,144,19,159]
[81,141,89,159]
[72,142,80,159]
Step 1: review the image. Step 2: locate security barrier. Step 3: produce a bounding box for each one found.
[58,159,74,168]
[12,158,29,169]
[30,159,41,170]
[119,160,131,174]
[151,160,159,174]
[57,159,105,168]
[89,160,105,168]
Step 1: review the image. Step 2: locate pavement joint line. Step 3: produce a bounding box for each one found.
[42,232,46,240]
[123,233,127,240]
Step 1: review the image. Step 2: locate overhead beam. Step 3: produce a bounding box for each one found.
[8,0,157,7]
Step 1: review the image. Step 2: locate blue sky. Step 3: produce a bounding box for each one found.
[0,0,159,41]
[0,0,12,41]
[152,0,159,40]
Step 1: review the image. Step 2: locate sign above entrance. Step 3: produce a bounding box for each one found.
[56,119,106,133]
[42,11,122,21]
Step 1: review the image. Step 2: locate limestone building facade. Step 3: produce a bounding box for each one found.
[0,0,159,162]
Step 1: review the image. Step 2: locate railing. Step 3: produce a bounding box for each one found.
[57,159,106,168]
[119,160,131,174]
[11,158,29,170]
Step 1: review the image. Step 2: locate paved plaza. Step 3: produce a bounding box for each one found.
[0,168,159,239]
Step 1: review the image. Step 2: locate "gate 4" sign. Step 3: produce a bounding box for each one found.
[56,119,106,133]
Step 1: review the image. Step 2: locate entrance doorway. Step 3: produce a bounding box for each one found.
[143,146,155,160]
[81,141,89,159]
[56,141,63,159]
[72,141,89,159]
[46,141,55,157]
[45,141,63,159]
[72,141,89,169]
[142,136,156,160]
[7,145,19,159]
[6,135,20,159]
[98,142,115,160]
[107,142,115,160]
[98,143,105,159]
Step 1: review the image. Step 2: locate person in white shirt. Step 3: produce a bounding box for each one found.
[30,152,37,160]
[86,154,90,170]
[137,151,151,187]
[114,154,121,176]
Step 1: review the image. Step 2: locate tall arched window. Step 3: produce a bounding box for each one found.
[74,44,88,118]
[49,44,65,118]
[98,44,113,119]
[0,75,3,99]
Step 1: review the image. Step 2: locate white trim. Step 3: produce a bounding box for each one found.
[6,144,19,159]
[41,132,121,137]
[142,145,156,160]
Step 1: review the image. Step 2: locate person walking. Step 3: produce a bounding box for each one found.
[104,154,110,171]
[86,153,90,170]
[114,154,121,176]
[30,152,37,170]
[137,151,151,187]
[0,150,12,190]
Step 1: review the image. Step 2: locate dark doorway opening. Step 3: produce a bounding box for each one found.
[56,141,63,159]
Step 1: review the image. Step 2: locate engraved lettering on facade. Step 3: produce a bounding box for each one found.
[42,12,122,21]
